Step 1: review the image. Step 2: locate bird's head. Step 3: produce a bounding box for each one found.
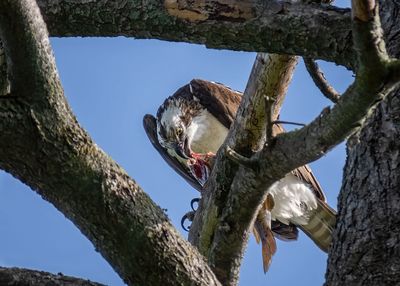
[156,98,193,160]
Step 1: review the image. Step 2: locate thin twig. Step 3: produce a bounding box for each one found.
[273,120,306,127]
[304,58,341,103]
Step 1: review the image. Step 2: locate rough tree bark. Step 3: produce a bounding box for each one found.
[0,41,9,95]
[0,1,220,285]
[0,267,105,286]
[35,0,354,68]
[186,0,400,284]
[326,80,400,286]
[188,53,299,282]
[325,1,400,285]
[0,0,399,286]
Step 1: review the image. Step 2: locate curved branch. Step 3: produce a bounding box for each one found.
[0,267,104,286]
[304,58,341,103]
[0,0,58,101]
[0,1,221,285]
[35,0,354,69]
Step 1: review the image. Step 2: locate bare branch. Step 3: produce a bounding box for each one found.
[273,120,306,127]
[229,54,298,153]
[35,0,354,68]
[189,2,400,285]
[0,1,221,285]
[273,0,396,162]
[304,58,341,103]
[325,4,400,284]
[352,1,388,68]
[0,267,104,286]
[266,0,394,171]
[0,0,60,102]
[188,54,298,284]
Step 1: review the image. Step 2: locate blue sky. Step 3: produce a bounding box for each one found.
[0,2,352,284]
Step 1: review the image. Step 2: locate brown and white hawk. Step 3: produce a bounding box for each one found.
[143,79,336,272]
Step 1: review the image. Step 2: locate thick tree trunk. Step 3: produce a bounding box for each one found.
[325,1,400,285]
[326,89,400,286]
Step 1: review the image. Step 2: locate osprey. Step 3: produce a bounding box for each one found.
[144,79,336,272]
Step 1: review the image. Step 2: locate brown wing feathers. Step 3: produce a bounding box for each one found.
[188,79,242,129]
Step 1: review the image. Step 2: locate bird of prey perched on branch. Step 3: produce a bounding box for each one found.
[143,79,336,272]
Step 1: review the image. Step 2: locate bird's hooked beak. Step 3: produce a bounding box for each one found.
[173,141,190,159]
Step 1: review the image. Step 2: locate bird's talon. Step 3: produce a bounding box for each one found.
[181,210,196,232]
[190,198,200,211]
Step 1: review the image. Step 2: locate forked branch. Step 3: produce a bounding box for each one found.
[188,1,400,285]
[0,1,221,285]
[188,53,298,283]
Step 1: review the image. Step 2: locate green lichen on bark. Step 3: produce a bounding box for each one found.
[0,1,221,285]
[36,0,355,68]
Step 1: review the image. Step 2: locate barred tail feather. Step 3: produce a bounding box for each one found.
[300,199,336,252]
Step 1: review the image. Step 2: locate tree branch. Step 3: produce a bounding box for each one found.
[231,53,298,153]
[35,0,354,69]
[325,76,400,286]
[324,3,400,283]
[188,54,298,284]
[268,0,396,170]
[188,1,400,285]
[0,267,104,286]
[0,0,59,101]
[304,58,341,103]
[323,3,400,284]
[0,1,221,285]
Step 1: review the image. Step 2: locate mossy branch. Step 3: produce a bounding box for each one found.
[0,1,221,285]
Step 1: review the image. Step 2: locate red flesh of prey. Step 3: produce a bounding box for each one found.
[188,152,214,187]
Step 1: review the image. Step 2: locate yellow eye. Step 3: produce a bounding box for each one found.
[176,127,183,136]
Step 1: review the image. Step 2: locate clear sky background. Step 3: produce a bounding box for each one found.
[0,1,352,285]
